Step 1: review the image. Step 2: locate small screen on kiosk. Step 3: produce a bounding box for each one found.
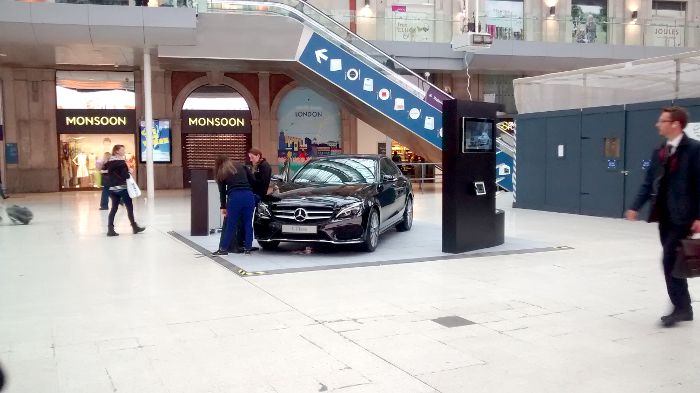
[462,118,494,152]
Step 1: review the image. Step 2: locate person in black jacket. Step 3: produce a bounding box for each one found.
[248,148,272,202]
[625,106,700,327]
[212,157,256,255]
[103,145,145,237]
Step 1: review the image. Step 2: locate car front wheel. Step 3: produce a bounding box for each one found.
[362,208,380,252]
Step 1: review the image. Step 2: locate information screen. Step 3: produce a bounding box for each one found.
[462,117,495,152]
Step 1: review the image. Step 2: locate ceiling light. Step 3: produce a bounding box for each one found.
[631,10,638,22]
[0,53,7,57]
[364,0,370,8]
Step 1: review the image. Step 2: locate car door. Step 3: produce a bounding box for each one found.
[389,159,409,215]
[378,158,401,225]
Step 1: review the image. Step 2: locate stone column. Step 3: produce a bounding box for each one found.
[5,68,58,192]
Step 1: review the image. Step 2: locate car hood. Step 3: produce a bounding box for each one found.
[269,183,375,207]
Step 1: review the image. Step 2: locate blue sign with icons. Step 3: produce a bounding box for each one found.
[607,159,618,170]
[298,33,443,149]
[642,159,651,170]
[496,150,513,191]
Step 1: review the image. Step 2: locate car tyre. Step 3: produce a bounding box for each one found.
[258,240,280,251]
[396,196,413,232]
[362,208,380,252]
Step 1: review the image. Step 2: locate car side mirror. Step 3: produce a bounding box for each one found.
[272,174,286,183]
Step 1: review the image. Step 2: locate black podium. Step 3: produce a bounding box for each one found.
[442,100,505,253]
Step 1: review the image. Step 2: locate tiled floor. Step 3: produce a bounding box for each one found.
[1,189,699,393]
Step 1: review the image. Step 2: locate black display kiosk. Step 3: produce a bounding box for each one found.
[442,100,505,253]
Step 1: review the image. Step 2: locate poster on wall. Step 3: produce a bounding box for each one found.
[277,87,342,172]
[485,0,524,40]
[571,0,607,44]
[140,119,172,163]
[5,143,18,165]
[391,4,433,42]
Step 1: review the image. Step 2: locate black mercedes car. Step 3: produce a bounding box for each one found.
[254,155,413,252]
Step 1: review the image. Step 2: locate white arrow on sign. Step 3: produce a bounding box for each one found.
[315,49,329,63]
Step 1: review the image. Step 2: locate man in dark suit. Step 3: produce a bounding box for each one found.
[625,106,700,327]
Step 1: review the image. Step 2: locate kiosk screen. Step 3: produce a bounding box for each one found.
[462,118,494,152]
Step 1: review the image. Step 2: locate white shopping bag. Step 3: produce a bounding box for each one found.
[126,176,142,199]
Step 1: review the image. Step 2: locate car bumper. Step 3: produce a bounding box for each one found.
[254,215,365,244]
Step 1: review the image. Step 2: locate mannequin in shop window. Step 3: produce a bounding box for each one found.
[73,152,90,187]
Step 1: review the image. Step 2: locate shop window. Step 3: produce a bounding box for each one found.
[648,1,687,47]
[59,134,136,190]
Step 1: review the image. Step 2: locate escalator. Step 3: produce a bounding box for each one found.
[172,0,512,182]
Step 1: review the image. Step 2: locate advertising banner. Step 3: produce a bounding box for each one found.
[140,119,172,163]
[277,87,342,172]
[298,32,443,149]
[571,0,608,44]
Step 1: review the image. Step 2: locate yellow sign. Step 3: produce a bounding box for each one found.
[66,116,128,126]
[188,118,246,127]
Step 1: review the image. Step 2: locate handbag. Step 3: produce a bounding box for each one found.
[126,176,142,199]
[672,237,700,279]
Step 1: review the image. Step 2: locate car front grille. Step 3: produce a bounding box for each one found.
[271,206,335,222]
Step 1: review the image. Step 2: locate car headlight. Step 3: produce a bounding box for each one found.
[333,202,363,221]
[257,202,271,218]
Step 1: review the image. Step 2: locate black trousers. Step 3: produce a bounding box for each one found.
[659,222,692,310]
[108,189,135,227]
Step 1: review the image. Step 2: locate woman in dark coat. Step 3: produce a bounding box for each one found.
[102,145,145,237]
[212,157,256,255]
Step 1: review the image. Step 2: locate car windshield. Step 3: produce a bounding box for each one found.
[292,157,377,184]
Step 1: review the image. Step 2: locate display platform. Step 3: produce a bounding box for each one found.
[170,217,569,276]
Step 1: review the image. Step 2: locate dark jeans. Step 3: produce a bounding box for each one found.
[659,222,693,310]
[100,184,110,209]
[108,189,135,227]
[223,194,261,250]
[219,190,255,250]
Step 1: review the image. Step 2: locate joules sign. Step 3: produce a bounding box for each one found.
[57,109,136,134]
[181,110,252,134]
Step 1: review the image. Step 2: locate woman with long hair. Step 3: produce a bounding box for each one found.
[212,156,256,255]
[103,145,145,237]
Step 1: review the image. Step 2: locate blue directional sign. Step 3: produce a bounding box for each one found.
[299,33,443,149]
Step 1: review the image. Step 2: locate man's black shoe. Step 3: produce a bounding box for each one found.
[227,247,244,254]
[211,250,228,256]
[661,309,693,327]
[249,246,260,252]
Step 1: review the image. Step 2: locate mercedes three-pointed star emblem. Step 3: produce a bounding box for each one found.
[294,208,308,222]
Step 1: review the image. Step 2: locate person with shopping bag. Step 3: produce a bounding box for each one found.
[103,144,145,237]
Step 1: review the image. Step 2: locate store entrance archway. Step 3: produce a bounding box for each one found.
[178,84,255,187]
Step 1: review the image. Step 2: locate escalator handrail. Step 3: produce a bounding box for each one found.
[207,0,452,103]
